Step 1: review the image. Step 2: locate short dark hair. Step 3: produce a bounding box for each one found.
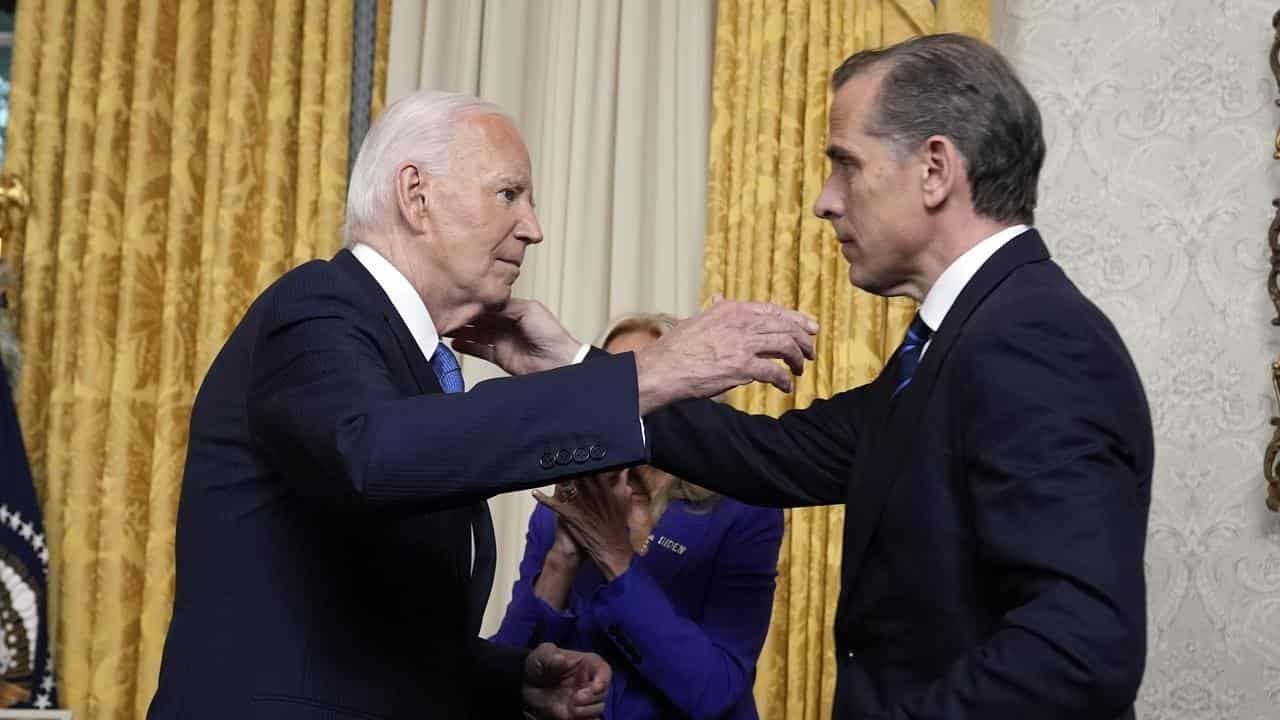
[832,33,1045,225]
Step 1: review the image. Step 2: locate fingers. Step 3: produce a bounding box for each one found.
[525,642,563,683]
[449,338,495,363]
[743,300,819,334]
[534,490,590,545]
[572,702,605,718]
[534,489,578,522]
[553,479,579,502]
[570,475,632,516]
[748,358,794,394]
[532,488,564,513]
[460,297,533,323]
[707,297,817,330]
[608,472,632,498]
[446,314,513,340]
[701,300,817,358]
[748,332,812,377]
[725,302,817,387]
[572,684,607,705]
[744,315,818,361]
[574,473,614,497]
[571,652,610,704]
[584,654,611,687]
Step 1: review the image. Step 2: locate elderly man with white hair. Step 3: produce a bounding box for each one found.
[145,91,817,720]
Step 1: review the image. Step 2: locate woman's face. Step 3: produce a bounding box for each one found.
[604,327,675,502]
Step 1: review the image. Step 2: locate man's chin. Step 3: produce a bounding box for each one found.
[847,265,872,292]
[848,267,891,298]
[484,288,514,312]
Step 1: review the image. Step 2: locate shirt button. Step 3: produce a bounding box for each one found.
[539,453,555,470]
[573,448,589,463]
[555,449,573,465]
[588,444,606,460]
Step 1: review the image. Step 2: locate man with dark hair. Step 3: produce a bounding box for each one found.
[635,33,1151,720]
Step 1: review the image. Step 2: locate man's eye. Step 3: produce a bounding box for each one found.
[500,189,518,202]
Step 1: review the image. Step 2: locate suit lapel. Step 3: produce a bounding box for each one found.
[333,249,442,395]
[841,230,1052,582]
[334,249,494,633]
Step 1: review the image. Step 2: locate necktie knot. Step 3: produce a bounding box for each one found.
[893,314,933,399]
[430,344,465,394]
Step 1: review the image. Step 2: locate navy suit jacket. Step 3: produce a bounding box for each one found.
[646,231,1152,719]
[147,249,647,720]
[493,499,783,719]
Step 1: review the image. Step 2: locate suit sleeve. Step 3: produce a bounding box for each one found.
[644,388,867,507]
[246,290,648,511]
[466,637,529,716]
[875,308,1152,719]
[491,506,579,649]
[589,505,784,718]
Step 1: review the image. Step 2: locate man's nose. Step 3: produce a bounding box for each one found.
[814,177,843,220]
[516,208,543,244]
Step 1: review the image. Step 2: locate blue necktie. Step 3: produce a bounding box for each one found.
[429,344,465,394]
[429,341,494,633]
[892,314,933,399]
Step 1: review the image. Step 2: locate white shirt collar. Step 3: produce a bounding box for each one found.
[917,224,1030,334]
[350,243,440,362]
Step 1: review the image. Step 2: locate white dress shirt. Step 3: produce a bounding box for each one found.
[351,243,442,359]
[917,224,1029,359]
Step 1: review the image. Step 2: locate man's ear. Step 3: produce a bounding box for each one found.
[920,135,961,212]
[394,163,430,231]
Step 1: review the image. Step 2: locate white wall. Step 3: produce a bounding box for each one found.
[996,2,1280,716]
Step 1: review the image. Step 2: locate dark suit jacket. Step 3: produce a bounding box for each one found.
[147,249,647,720]
[646,231,1152,719]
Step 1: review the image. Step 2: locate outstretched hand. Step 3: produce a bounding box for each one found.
[634,296,818,414]
[448,298,583,376]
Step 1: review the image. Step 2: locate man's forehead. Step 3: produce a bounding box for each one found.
[452,113,532,175]
[828,70,883,135]
[460,112,521,141]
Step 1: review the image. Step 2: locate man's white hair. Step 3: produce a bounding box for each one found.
[344,90,507,245]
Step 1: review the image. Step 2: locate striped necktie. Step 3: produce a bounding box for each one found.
[429,344,465,394]
[428,342,495,634]
[892,314,933,399]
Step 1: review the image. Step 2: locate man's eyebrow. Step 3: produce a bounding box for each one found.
[492,174,530,187]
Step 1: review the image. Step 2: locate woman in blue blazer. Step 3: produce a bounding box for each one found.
[493,314,784,719]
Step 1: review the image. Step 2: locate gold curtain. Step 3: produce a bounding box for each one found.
[0,1,387,717]
[702,1,989,718]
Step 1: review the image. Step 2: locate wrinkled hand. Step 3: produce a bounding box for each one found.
[531,511,583,610]
[449,298,582,376]
[534,474,634,581]
[634,296,818,414]
[521,643,611,719]
[549,511,582,564]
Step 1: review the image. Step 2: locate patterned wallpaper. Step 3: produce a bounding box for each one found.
[995,1,1280,717]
